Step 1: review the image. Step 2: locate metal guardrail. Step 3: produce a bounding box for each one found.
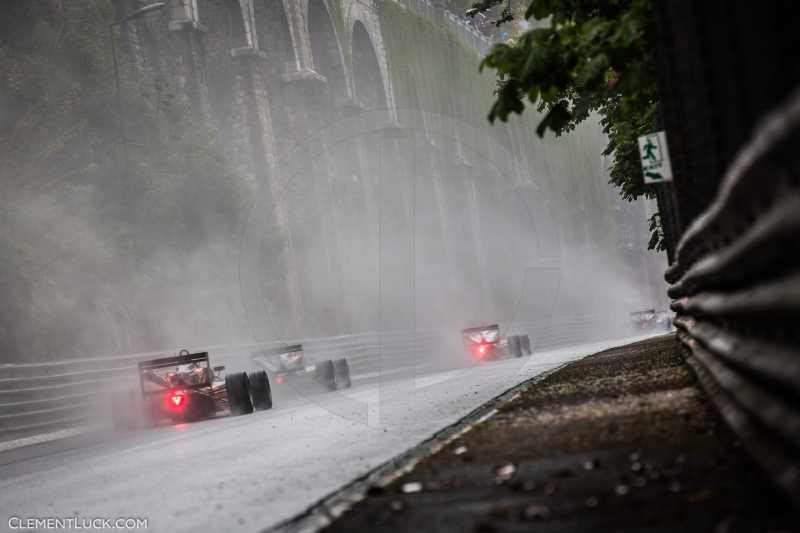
[393,0,493,55]
[0,332,434,435]
[0,315,617,440]
[667,89,800,505]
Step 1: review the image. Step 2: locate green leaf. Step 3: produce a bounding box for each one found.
[526,0,554,21]
[480,0,662,249]
[575,53,609,87]
[535,100,572,137]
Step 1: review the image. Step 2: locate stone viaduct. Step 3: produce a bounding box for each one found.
[112,0,664,342]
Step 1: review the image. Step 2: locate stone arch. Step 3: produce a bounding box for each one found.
[253,0,296,76]
[307,0,350,102]
[351,21,386,110]
[198,0,250,50]
[342,0,394,113]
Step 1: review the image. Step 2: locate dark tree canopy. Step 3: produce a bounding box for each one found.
[472,0,665,251]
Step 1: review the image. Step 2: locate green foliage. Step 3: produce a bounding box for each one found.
[0,0,248,360]
[474,0,665,251]
[0,0,247,244]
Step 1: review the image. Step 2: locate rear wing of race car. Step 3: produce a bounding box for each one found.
[461,324,500,336]
[461,325,502,347]
[137,351,210,371]
[137,351,211,394]
[253,344,303,357]
[461,324,499,333]
[252,344,303,370]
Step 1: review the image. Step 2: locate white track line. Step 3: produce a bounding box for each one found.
[0,425,102,453]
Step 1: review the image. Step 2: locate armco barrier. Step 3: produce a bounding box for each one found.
[667,89,800,505]
[0,315,623,440]
[394,0,493,56]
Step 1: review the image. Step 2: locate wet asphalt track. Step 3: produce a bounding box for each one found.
[0,337,650,533]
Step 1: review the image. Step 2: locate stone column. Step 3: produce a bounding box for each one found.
[230,46,304,338]
[275,68,343,337]
[167,13,210,119]
[412,136,456,327]
[324,100,378,333]
[430,140,485,321]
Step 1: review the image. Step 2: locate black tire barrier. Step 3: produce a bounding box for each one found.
[666,89,800,505]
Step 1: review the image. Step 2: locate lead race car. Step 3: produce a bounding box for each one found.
[461,324,532,361]
[111,350,271,430]
[629,308,672,332]
[252,343,351,394]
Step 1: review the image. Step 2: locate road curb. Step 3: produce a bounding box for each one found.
[266,360,573,533]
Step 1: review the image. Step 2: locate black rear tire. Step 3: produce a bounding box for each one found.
[226,372,254,415]
[317,359,337,391]
[508,335,522,358]
[333,358,351,389]
[249,370,273,411]
[520,334,532,355]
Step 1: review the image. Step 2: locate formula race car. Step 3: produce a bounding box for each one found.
[252,344,351,393]
[629,309,672,331]
[111,350,271,430]
[461,324,532,361]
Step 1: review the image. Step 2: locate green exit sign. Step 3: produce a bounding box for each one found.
[638,131,673,184]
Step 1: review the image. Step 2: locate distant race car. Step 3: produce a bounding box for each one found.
[461,324,532,361]
[111,350,271,430]
[629,309,672,331]
[252,344,351,393]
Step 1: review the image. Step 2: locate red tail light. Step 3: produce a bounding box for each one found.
[473,343,489,359]
[167,389,186,411]
[276,373,284,385]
